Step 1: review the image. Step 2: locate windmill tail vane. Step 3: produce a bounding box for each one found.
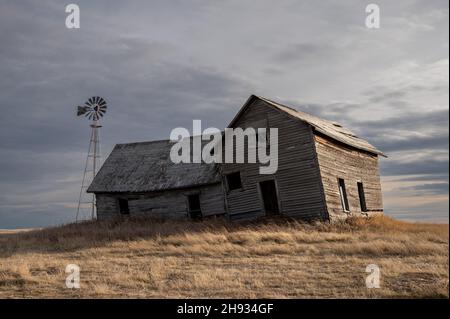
[76,96,107,222]
[77,105,90,116]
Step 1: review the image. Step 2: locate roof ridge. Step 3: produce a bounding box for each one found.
[116,139,170,146]
[116,132,225,148]
[255,95,338,125]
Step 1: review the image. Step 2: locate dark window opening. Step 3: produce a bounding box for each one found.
[338,178,350,212]
[357,182,367,212]
[118,198,130,215]
[226,172,243,191]
[187,194,202,220]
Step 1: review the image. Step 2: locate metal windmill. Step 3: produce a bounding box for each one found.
[76,96,107,221]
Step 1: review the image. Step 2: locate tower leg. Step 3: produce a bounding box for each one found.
[76,121,101,222]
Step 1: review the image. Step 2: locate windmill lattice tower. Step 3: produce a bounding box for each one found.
[76,97,107,222]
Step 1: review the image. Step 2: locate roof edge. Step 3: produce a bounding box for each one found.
[87,180,222,194]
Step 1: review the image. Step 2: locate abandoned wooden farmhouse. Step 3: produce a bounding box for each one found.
[87,95,385,222]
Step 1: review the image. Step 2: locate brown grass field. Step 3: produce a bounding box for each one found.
[0,215,448,298]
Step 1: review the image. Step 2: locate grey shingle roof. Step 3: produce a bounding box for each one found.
[87,139,221,193]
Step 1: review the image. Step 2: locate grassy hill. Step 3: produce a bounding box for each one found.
[0,216,448,298]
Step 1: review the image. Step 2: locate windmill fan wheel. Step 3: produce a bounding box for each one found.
[77,96,107,121]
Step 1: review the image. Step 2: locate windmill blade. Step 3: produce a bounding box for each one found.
[85,111,92,119]
[88,97,95,105]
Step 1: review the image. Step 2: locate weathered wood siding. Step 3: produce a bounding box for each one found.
[96,183,226,220]
[314,133,383,220]
[222,99,327,221]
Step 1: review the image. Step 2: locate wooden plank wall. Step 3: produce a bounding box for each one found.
[314,134,384,220]
[222,99,327,221]
[95,183,226,220]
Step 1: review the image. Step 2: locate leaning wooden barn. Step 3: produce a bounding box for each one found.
[87,95,385,222]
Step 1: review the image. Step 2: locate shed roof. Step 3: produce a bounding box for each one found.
[87,139,221,193]
[229,95,385,157]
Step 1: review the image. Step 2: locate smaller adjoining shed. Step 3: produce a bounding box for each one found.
[87,140,226,219]
[88,95,386,222]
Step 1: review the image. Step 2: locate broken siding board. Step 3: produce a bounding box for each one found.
[314,134,383,220]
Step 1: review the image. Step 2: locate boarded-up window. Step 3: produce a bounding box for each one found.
[338,178,350,212]
[187,194,202,220]
[118,198,129,215]
[226,172,242,191]
[358,182,367,212]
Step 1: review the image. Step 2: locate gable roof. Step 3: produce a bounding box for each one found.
[87,139,221,193]
[229,95,385,156]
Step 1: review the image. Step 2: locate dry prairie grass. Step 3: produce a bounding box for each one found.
[0,215,448,298]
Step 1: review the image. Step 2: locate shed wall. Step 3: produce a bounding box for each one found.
[95,183,226,220]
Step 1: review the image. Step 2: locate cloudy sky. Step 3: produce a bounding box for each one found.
[0,0,448,228]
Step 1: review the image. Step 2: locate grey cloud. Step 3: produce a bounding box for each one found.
[367,90,408,103]
[0,1,254,228]
[380,159,449,176]
[0,0,448,227]
[354,109,449,153]
[398,182,449,196]
[272,43,336,64]
[386,200,449,223]
[364,84,449,103]
[357,109,449,131]
[393,174,449,183]
[369,132,448,153]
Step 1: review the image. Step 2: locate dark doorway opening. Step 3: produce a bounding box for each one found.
[118,198,130,215]
[259,180,280,215]
[187,194,202,220]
